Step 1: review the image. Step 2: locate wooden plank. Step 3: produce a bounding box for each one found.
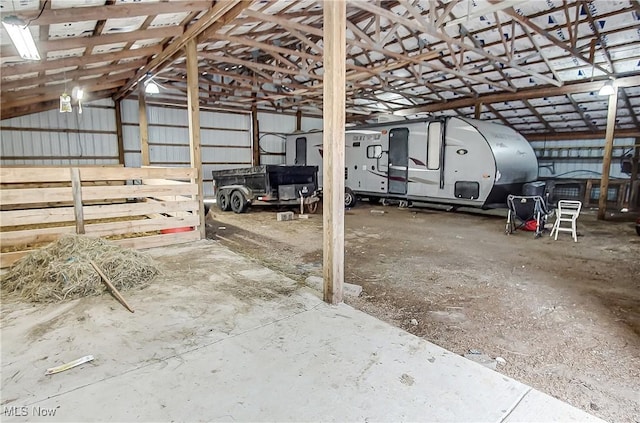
[0,167,72,183]
[186,38,206,240]
[79,167,196,181]
[322,0,346,305]
[84,200,198,220]
[598,88,618,220]
[115,99,125,165]
[139,92,150,166]
[141,178,190,185]
[1,187,73,205]
[252,102,261,166]
[71,168,85,234]
[80,184,198,201]
[84,216,199,237]
[1,207,75,227]
[0,226,75,247]
[0,250,30,269]
[112,230,200,250]
[629,139,639,211]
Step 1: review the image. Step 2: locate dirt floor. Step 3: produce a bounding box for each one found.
[206,202,640,423]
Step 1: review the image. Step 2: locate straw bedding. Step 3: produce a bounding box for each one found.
[1,235,158,302]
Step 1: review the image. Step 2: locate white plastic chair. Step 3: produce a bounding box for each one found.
[549,200,582,242]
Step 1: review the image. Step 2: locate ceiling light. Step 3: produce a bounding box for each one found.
[2,16,40,61]
[145,81,159,94]
[598,81,615,96]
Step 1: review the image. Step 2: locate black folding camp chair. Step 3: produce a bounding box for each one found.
[505,195,552,238]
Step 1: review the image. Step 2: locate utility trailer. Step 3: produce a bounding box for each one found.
[285,116,538,209]
[212,165,320,214]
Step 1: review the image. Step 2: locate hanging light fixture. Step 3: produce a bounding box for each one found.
[145,81,159,94]
[598,80,615,96]
[2,16,40,61]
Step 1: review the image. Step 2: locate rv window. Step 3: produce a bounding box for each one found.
[367,145,382,159]
[427,122,441,170]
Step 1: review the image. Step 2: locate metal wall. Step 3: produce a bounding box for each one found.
[120,99,252,197]
[0,98,119,166]
[530,137,635,180]
[257,111,322,165]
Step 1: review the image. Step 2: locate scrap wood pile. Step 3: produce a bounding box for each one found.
[1,235,158,303]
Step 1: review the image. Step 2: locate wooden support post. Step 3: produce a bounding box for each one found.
[251,100,260,166]
[474,102,482,120]
[584,179,593,206]
[322,0,346,305]
[138,88,150,166]
[70,167,85,234]
[185,39,206,240]
[597,88,618,220]
[296,109,302,131]
[629,139,639,211]
[115,99,125,165]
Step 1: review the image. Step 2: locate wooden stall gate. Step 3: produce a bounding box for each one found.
[0,166,201,268]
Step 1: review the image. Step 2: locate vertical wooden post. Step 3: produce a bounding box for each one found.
[597,87,618,220]
[322,0,346,305]
[70,168,85,235]
[138,88,150,166]
[186,39,206,240]
[115,99,125,165]
[251,100,260,166]
[629,140,639,211]
[296,109,302,131]
[474,102,482,120]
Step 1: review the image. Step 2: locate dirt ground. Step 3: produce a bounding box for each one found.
[206,202,640,423]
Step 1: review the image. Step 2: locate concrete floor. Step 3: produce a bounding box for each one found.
[1,241,604,422]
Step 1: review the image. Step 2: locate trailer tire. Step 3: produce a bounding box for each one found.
[217,190,231,211]
[230,190,248,213]
[345,187,357,208]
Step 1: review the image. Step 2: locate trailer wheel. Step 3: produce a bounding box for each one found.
[344,187,357,208]
[217,190,231,211]
[230,190,248,213]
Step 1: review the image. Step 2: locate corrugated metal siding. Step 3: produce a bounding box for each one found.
[120,100,252,197]
[531,137,634,179]
[256,112,323,165]
[1,99,119,166]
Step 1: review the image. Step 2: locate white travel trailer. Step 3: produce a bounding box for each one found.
[285,117,538,209]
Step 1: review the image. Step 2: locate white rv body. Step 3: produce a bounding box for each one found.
[285,117,538,208]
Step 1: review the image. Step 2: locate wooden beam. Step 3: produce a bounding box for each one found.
[4,1,210,26]
[138,89,150,167]
[1,45,161,78]
[629,139,639,211]
[186,39,206,240]
[397,74,640,116]
[597,88,618,220]
[1,60,146,91]
[115,0,249,99]
[70,168,85,235]
[251,97,260,166]
[0,80,126,114]
[115,99,125,165]
[0,26,183,57]
[525,128,640,141]
[296,109,302,131]
[0,89,116,120]
[323,0,346,305]
[474,102,482,120]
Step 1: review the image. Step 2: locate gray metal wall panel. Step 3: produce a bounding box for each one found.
[1,99,119,166]
[531,138,633,179]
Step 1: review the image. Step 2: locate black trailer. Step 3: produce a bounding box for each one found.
[212,165,320,214]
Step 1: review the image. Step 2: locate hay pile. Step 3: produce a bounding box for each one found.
[1,235,159,303]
